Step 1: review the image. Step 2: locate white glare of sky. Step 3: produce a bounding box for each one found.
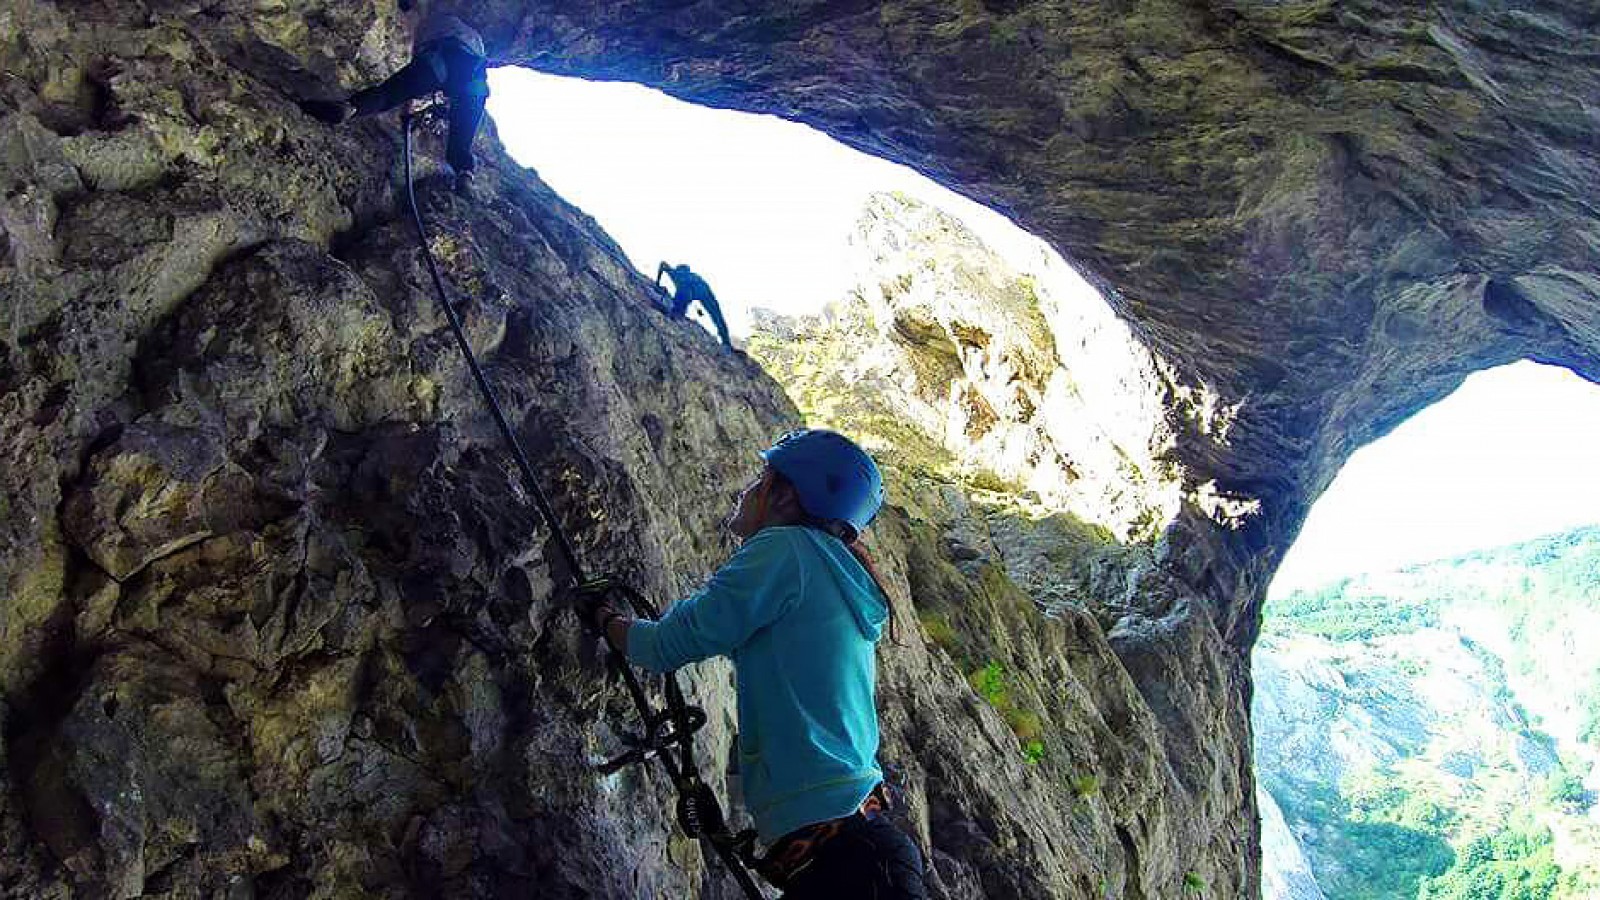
[485,68,1043,338]
[1271,361,1600,597]
[483,71,1600,596]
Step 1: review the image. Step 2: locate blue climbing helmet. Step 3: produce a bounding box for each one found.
[760,429,885,539]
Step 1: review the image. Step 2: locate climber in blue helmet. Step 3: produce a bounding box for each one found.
[586,428,927,898]
[299,1,489,192]
[656,262,734,349]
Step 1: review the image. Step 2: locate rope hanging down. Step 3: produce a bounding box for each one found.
[399,113,765,898]
[399,114,587,586]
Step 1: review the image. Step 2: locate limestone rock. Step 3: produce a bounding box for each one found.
[752,198,1257,897]
[15,647,283,897]
[0,2,784,894]
[748,192,1185,544]
[506,0,1600,648]
[63,422,230,581]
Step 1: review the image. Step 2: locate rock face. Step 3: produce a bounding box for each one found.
[1,1,794,894]
[865,482,1252,899]
[750,192,1188,544]
[751,193,1260,897]
[1,1,1255,896]
[3,0,1596,897]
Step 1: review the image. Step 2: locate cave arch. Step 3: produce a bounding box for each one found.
[495,1,1600,638]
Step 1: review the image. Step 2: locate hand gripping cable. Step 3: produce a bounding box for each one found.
[577,579,763,893]
[400,112,764,897]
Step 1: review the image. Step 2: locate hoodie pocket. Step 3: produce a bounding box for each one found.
[738,742,770,807]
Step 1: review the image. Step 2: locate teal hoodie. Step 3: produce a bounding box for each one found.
[625,526,887,842]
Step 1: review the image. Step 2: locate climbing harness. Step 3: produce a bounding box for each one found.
[399,111,766,898]
[753,784,890,889]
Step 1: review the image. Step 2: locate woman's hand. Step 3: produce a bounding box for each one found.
[575,580,635,652]
[602,612,631,653]
[580,598,632,651]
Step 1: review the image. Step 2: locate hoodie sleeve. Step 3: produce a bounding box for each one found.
[625,529,804,673]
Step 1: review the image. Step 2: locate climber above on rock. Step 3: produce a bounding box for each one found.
[584,429,927,899]
[656,262,734,349]
[299,1,489,192]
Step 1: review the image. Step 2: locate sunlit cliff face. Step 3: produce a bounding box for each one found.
[749,191,1232,543]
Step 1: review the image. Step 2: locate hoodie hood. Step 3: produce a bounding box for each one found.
[791,527,888,642]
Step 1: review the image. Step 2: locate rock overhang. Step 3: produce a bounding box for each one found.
[1,1,1596,893]
[485,0,1600,635]
[3,0,1593,652]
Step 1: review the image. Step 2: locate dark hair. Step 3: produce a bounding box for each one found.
[766,471,904,645]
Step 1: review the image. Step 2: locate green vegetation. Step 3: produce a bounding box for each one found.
[1546,771,1593,813]
[966,467,1025,495]
[1265,775,1454,900]
[1005,707,1043,742]
[1264,711,1591,899]
[1419,815,1563,900]
[1071,773,1099,800]
[1343,770,1457,833]
[1576,674,1600,751]
[1265,526,1600,644]
[967,659,1049,761]
[918,610,959,652]
[969,660,1008,705]
[1183,871,1206,893]
[1263,577,1439,640]
[1261,526,1600,899]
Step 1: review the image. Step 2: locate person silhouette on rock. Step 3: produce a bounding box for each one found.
[656,262,734,348]
[299,1,489,193]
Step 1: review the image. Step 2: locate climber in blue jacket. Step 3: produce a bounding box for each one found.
[587,428,927,898]
[299,2,489,191]
[657,262,735,348]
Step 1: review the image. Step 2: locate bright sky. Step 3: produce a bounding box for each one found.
[484,71,1600,597]
[1270,361,1600,596]
[485,68,1041,338]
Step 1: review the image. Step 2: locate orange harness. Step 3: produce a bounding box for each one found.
[755,784,890,888]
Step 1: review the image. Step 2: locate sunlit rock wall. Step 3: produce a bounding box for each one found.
[751,193,1260,897]
[752,192,1192,542]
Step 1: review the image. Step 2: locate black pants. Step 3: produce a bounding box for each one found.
[349,40,487,172]
[671,291,733,347]
[780,816,928,900]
